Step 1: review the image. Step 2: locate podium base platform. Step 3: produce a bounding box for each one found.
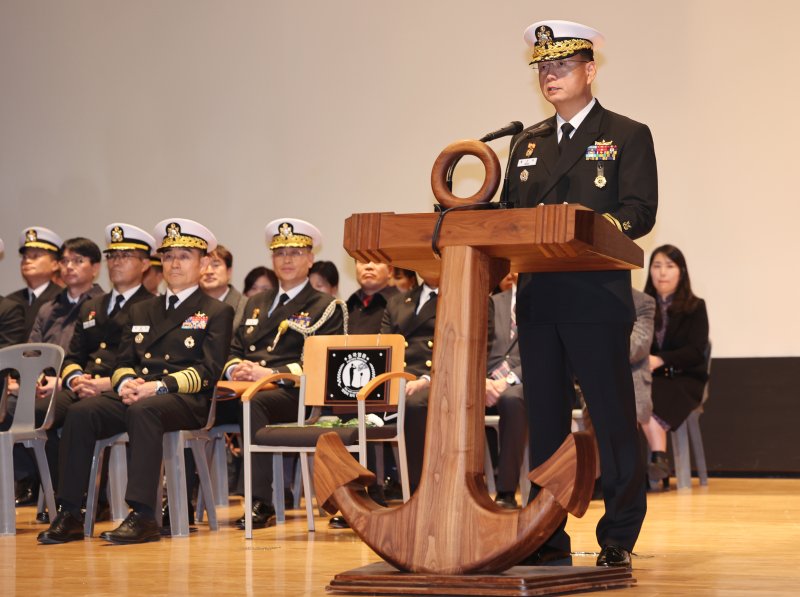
[326,562,636,596]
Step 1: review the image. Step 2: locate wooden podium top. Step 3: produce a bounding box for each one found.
[344,203,643,279]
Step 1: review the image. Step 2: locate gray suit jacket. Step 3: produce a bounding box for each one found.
[630,288,655,422]
[487,289,521,382]
[223,285,248,331]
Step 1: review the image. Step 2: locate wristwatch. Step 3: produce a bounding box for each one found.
[505,372,519,386]
[155,381,169,395]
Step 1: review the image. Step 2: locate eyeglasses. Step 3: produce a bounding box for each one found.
[273,248,309,260]
[59,256,90,267]
[532,60,589,77]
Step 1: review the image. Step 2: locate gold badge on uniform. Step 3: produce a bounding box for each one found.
[520,169,529,182]
[246,326,255,335]
[594,162,607,188]
[525,142,536,157]
[184,336,195,348]
[135,333,144,344]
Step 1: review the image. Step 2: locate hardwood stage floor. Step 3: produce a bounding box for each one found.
[2,478,798,596]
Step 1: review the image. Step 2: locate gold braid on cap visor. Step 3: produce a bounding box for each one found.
[158,235,208,251]
[529,38,593,64]
[269,234,313,250]
[107,241,152,252]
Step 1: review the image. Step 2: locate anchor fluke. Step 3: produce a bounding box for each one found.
[314,432,376,514]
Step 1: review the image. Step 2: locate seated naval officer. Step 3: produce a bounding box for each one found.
[218,218,344,529]
[37,218,233,544]
[34,224,155,506]
[7,226,63,338]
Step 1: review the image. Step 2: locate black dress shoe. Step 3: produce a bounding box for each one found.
[37,510,84,544]
[235,500,276,530]
[15,479,38,507]
[596,545,632,567]
[36,511,50,524]
[160,503,197,535]
[494,492,519,509]
[648,452,670,482]
[99,511,161,544]
[328,515,350,529]
[517,545,573,566]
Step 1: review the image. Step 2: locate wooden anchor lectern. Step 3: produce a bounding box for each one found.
[314,141,643,595]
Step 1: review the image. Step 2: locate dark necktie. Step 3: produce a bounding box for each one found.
[28,289,35,305]
[109,294,125,317]
[559,122,574,154]
[278,292,289,306]
[167,295,179,311]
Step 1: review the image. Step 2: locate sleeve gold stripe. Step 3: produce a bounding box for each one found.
[168,367,202,393]
[111,367,137,387]
[224,357,242,372]
[602,213,623,232]
[61,363,83,382]
[287,362,303,376]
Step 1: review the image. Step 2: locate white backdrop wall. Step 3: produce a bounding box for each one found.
[0,1,797,357]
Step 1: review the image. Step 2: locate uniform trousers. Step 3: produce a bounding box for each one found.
[518,321,646,553]
[57,392,206,514]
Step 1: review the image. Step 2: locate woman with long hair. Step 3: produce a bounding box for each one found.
[642,244,709,486]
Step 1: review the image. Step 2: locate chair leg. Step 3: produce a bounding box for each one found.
[0,436,16,535]
[189,439,218,531]
[374,444,385,491]
[292,457,302,509]
[107,441,128,521]
[84,442,107,537]
[395,439,410,503]
[211,434,229,507]
[272,453,286,523]
[299,452,315,532]
[519,442,530,505]
[483,436,497,496]
[31,441,56,520]
[162,432,190,537]
[671,423,691,490]
[687,410,708,486]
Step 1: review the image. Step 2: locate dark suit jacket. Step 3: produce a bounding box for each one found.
[380,286,437,377]
[651,298,709,382]
[111,289,234,417]
[346,286,399,335]
[60,285,154,383]
[0,296,26,348]
[28,284,105,349]
[509,101,658,324]
[8,281,62,338]
[487,289,521,382]
[225,281,343,376]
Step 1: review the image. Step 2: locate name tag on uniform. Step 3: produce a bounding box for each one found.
[517,158,537,167]
[245,318,259,326]
[82,319,96,329]
[132,325,150,333]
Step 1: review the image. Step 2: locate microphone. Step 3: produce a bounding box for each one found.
[479,121,524,143]
[499,121,555,204]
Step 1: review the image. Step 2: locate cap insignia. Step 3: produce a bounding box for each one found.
[111,226,124,243]
[26,229,38,243]
[167,223,181,241]
[279,222,293,239]
[536,25,554,46]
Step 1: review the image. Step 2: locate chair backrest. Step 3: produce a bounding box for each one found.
[701,340,712,405]
[301,334,406,408]
[0,343,65,432]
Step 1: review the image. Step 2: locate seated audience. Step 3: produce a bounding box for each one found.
[142,251,164,295]
[309,260,339,296]
[630,288,656,425]
[200,243,248,328]
[390,267,419,293]
[641,245,709,484]
[37,218,233,544]
[243,266,278,296]
[485,276,526,509]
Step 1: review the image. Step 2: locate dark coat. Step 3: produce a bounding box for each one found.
[509,101,658,324]
[0,296,26,348]
[345,285,399,335]
[225,282,344,376]
[60,285,154,382]
[651,298,709,429]
[8,281,62,338]
[380,286,437,378]
[28,284,105,349]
